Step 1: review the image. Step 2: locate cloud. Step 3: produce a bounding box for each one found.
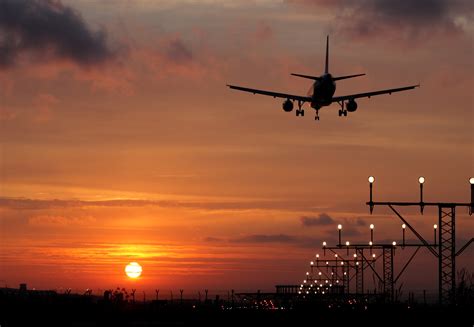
[232,234,298,244]
[300,213,334,227]
[164,37,193,64]
[28,214,96,226]
[288,0,473,42]
[0,197,314,212]
[0,0,115,69]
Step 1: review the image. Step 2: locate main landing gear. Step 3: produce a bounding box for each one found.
[295,100,304,117]
[315,110,320,121]
[337,101,348,117]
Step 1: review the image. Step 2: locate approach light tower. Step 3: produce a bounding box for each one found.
[367,176,474,305]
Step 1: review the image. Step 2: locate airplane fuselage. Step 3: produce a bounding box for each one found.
[310,73,336,109]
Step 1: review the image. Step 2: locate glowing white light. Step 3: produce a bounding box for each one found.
[306,272,309,275]
[434,224,438,229]
[318,272,322,276]
[323,241,327,247]
[370,224,374,229]
[392,241,397,246]
[368,176,375,183]
[372,254,376,258]
[369,241,373,246]
[310,261,314,265]
[353,254,357,258]
[316,254,319,258]
[345,241,350,246]
[402,224,406,229]
[338,224,342,230]
[419,176,425,184]
[470,177,474,184]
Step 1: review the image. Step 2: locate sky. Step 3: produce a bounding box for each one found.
[0,0,473,297]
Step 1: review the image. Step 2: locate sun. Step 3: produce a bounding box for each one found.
[125,262,142,279]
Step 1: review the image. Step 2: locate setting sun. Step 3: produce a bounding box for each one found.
[125,262,142,279]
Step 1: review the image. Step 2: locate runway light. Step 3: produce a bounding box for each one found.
[418,176,425,184]
[368,176,375,184]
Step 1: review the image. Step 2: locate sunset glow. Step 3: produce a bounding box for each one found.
[0,0,472,296]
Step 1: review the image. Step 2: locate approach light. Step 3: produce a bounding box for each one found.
[370,224,374,230]
[470,177,474,184]
[338,224,342,230]
[353,254,357,258]
[369,241,373,246]
[323,241,327,247]
[368,176,375,184]
[434,224,437,229]
[316,254,319,258]
[310,261,314,265]
[419,176,425,184]
[392,241,397,246]
[345,241,350,246]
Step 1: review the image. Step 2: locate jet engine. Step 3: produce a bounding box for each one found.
[282,99,294,112]
[346,99,358,112]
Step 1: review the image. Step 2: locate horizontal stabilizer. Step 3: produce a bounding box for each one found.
[333,73,366,81]
[291,73,321,80]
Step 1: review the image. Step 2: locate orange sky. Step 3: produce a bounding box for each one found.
[0,0,473,296]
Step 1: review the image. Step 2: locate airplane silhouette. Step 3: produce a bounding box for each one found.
[227,36,419,121]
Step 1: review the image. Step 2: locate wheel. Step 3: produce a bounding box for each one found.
[343,110,347,117]
[338,109,342,116]
[300,110,304,116]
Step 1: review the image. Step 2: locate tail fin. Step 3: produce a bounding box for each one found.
[324,35,329,74]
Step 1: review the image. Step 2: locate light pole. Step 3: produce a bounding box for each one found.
[419,177,425,214]
[402,224,406,247]
[338,224,342,246]
[433,224,437,245]
[369,176,375,213]
[470,177,474,215]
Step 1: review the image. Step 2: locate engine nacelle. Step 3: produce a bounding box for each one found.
[346,99,358,112]
[282,99,294,112]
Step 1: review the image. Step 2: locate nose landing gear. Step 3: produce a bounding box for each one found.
[315,110,320,121]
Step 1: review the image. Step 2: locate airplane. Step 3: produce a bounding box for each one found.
[227,36,419,121]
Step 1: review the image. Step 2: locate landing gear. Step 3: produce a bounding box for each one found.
[337,101,348,117]
[295,100,304,117]
[315,110,320,121]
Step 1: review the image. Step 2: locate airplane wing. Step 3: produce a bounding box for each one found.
[227,84,312,103]
[332,85,419,102]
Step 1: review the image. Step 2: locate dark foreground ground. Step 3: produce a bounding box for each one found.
[1,292,473,327]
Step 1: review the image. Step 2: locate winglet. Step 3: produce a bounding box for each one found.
[325,35,329,74]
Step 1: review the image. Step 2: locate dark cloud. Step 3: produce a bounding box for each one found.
[300,213,335,227]
[355,218,366,226]
[0,0,115,68]
[165,38,192,64]
[288,0,473,41]
[232,234,298,244]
